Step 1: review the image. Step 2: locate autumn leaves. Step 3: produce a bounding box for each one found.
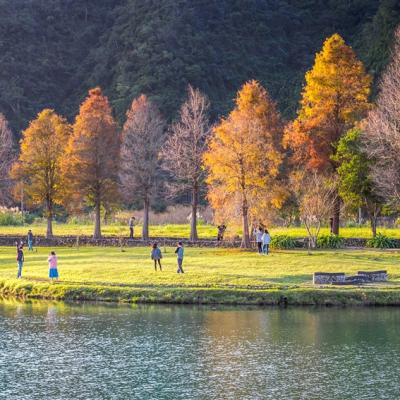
[8,33,374,244]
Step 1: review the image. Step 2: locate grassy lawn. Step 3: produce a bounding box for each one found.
[0,246,399,305]
[0,223,218,238]
[0,222,398,239]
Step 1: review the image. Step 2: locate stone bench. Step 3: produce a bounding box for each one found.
[313,272,346,285]
[357,270,388,282]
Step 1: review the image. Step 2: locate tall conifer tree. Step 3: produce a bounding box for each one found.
[285,33,371,234]
[63,88,120,239]
[204,81,284,248]
[11,109,70,237]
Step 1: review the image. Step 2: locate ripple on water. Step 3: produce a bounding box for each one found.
[0,304,400,399]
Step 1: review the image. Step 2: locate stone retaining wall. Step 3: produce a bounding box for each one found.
[313,272,346,285]
[357,270,388,282]
[0,235,243,248]
[0,235,398,249]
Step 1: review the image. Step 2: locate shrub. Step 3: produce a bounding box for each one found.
[0,207,24,226]
[367,233,395,249]
[317,234,344,249]
[271,235,297,249]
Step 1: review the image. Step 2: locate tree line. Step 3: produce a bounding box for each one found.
[1,31,400,246]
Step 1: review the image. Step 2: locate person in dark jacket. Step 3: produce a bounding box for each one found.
[217,224,226,241]
[17,244,24,278]
[27,230,34,251]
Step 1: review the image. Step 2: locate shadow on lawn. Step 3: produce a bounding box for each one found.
[266,274,312,285]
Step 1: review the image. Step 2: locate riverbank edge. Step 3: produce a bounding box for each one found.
[1,279,400,306]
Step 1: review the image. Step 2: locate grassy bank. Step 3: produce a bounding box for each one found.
[0,246,399,305]
[0,223,399,239]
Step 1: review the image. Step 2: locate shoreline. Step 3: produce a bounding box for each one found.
[1,279,400,306]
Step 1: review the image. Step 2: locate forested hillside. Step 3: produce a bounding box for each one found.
[1,0,399,133]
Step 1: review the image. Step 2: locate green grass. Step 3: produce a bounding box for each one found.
[1,246,400,305]
[0,222,398,239]
[0,223,218,238]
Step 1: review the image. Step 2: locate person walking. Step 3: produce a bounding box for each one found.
[151,243,162,271]
[27,230,34,251]
[128,216,136,239]
[175,242,184,273]
[16,244,24,278]
[217,224,226,241]
[261,229,271,255]
[48,251,59,281]
[255,227,264,254]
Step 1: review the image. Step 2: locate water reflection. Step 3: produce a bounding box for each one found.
[1,300,399,399]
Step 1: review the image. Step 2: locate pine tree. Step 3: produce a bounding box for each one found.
[285,33,371,234]
[333,128,383,237]
[11,109,70,237]
[204,80,284,248]
[63,88,120,239]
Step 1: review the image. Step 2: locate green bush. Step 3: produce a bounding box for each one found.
[317,234,344,249]
[271,235,297,249]
[367,233,395,249]
[0,207,24,226]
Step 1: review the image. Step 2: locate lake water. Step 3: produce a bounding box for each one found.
[1,301,399,400]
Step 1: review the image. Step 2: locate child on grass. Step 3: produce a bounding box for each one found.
[175,242,184,273]
[151,243,162,271]
[48,251,59,281]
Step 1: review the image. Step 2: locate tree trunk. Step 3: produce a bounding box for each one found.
[46,215,53,239]
[190,185,198,241]
[142,196,150,240]
[94,201,101,239]
[370,216,377,238]
[331,195,340,235]
[46,198,53,239]
[241,200,251,248]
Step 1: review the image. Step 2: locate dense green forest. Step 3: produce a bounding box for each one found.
[1,0,399,134]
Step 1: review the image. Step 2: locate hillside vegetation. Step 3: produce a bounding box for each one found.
[1,0,399,133]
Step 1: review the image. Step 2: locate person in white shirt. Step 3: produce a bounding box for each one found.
[254,227,264,254]
[261,229,271,255]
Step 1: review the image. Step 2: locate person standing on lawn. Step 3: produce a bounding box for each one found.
[175,242,184,273]
[48,251,59,281]
[217,224,227,241]
[16,244,24,278]
[128,216,136,239]
[255,227,264,254]
[151,243,162,271]
[261,229,271,255]
[27,230,34,251]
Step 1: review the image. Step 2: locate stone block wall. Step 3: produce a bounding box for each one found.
[357,270,388,282]
[313,272,346,284]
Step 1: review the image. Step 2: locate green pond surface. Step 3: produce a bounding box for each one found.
[1,301,399,400]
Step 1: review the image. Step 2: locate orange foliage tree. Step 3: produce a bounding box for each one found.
[11,109,71,237]
[63,88,120,238]
[204,80,284,248]
[284,33,371,234]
